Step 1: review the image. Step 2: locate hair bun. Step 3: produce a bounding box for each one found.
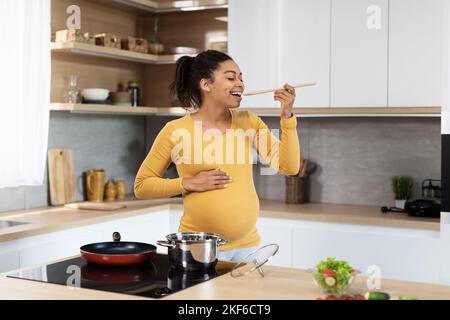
[178,55,195,64]
[170,50,233,110]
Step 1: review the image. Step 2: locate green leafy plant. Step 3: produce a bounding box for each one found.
[391,176,413,200]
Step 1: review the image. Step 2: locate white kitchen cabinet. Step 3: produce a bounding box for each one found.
[388,0,443,107]
[19,229,100,268]
[229,0,330,108]
[101,210,170,254]
[0,250,20,273]
[331,0,389,107]
[279,0,331,108]
[228,0,280,108]
[291,220,441,284]
[257,217,292,267]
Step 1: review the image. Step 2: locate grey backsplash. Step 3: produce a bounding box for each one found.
[0,113,441,213]
[145,115,441,207]
[0,112,146,213]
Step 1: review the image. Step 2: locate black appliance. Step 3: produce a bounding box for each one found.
[405,179,441,218]
[405,199,441,218]
[6,253,236,299]
[381,179,441,218]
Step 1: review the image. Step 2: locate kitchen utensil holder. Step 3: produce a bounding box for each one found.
[285,176,309,204]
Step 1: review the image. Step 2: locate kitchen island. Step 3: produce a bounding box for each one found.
[1,256,450,300]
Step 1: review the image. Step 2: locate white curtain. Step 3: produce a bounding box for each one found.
[0,0,51,188]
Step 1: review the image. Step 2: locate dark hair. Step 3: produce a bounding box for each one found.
[169,50,233,110]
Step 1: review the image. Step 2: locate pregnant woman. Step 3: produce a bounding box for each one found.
[134,50,300,261]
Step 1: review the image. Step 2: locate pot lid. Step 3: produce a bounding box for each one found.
[230,244,279,278]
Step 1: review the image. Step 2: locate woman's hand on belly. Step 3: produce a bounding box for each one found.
[182,168,232,192]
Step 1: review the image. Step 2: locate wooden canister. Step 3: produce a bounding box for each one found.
[55,29,92,43]
[122,37,149,53]
[94,33,122,49]
[86,169,105,202]
[104,179,117,201]
[116,179,127,200]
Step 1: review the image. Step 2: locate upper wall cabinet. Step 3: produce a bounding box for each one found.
[279,0,331,108]
[331,0,389,107]
[229,0,331,108]
[229,0,442,110]
[229,0,280,108]
[388,0,443,107]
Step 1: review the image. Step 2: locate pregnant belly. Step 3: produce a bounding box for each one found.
[181,186,260,242]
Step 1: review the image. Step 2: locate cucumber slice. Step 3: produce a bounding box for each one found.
[325,277,336,286]
[398,296,418,300]
[364,291,391,300]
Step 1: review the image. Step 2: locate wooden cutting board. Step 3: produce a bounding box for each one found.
[48,148,75,206]
[64,202,126,211]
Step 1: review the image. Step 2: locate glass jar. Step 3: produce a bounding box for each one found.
[127,81,140,107]
[63,74,81,104]
[149,17,164,55]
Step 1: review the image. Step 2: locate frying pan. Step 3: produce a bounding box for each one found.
[80,232,157,266]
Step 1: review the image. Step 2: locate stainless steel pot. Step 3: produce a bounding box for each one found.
[157,232,228,270]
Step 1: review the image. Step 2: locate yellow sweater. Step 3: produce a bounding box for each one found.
[134,110,300,251]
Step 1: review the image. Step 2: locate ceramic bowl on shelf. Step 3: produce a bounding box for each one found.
[81,88,110,101]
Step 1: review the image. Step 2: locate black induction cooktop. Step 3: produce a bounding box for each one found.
[7,254,236,299]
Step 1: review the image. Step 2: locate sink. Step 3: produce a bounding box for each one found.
[0,220,29,229]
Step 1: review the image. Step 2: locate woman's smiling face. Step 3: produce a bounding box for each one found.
[203,59,245,108]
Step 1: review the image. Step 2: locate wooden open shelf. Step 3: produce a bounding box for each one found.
[110,0,228,13]
[51,42,192,65]
[50,103,442,117]
[50,103,187,116]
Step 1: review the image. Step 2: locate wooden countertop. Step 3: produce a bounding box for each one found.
[256,200,440,231]
[0,197,183,242]
[1,257,450,300]
[0,197,440,243]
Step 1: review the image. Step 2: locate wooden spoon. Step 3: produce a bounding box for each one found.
[299,159,308,177]
[243,82,317,96]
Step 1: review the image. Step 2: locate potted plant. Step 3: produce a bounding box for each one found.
[391,176,413,209]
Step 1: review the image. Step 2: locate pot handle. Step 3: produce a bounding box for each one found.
[217,237,228,246]
[157,240,176,248]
